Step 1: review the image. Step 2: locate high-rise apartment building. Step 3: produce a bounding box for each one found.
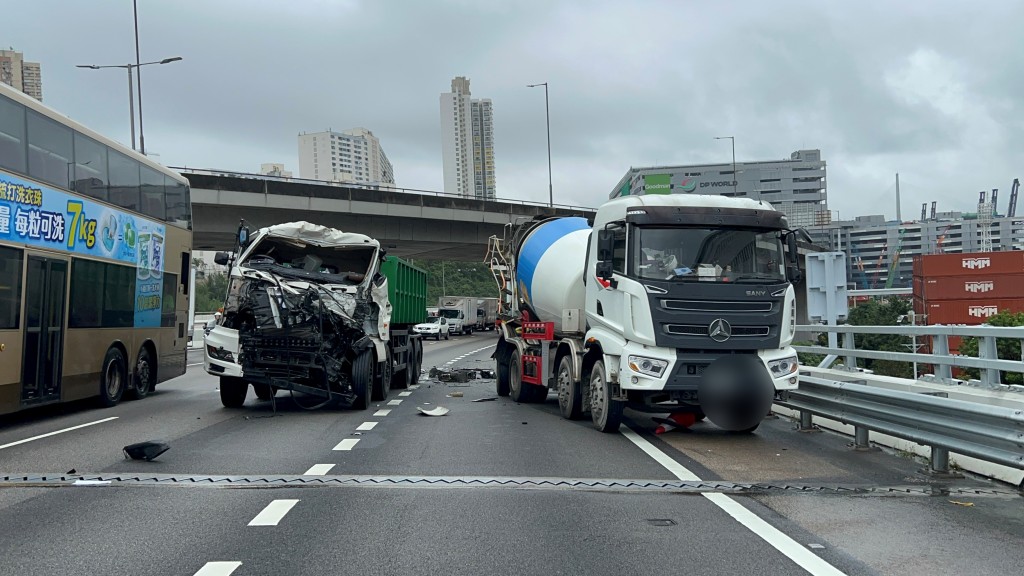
[441,77,496,199]
[297,128,394,186]
[0,49,42,101]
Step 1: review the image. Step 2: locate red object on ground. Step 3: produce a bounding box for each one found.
[654,412,698,435]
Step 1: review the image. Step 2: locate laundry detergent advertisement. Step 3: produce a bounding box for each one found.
[0,169,166,328]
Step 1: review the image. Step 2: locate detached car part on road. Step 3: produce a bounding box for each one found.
[204,221,426,410]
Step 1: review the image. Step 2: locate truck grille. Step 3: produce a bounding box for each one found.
[662,299,773,313]
[664,324,771,337]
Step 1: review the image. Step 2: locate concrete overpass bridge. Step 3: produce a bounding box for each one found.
[181,169,596,261]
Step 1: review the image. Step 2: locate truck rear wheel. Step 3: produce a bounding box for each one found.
[589,361,623,433]
[496,355,510,397]
[508,353,531,402]
[411,339,423,386]
[351,349,374,410]
[557,355,583,420]
[253,383,276,401]
[220,376,247,408]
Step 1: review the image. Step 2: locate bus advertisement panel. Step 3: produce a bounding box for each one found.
[0,169,166,328]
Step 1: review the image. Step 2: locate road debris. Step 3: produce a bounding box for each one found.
[123,441,170,461]
[949,500,975,507]
[417,406,450,417]
[447,391,464,398]
[472,397,498,403]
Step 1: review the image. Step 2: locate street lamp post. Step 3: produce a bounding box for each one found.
[76,57,182,152]
[527,82,553,208]
[714,136,737,197]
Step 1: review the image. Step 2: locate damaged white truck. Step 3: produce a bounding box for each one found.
[204,221,426,410]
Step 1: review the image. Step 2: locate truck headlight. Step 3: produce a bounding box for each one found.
[768,355,799,378]
[627,355,668,377]
[207,345,234,363]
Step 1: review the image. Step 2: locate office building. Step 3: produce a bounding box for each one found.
[441,77,496,199]
[611,149,828,228]
[0,49,42,101]
[298,128,394,186]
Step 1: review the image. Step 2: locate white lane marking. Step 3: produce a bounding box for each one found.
[193,562,242,576]
[187,362,204,367]
[333,439,360,451]
[398,391,413,397]
[356,421,378,431]
[0,417,119,450]
[387,399,403,406]
[620,425,847,576]
[373,409,392,417]
[248,499,299,526]
[73,480,111,486]
[303,464,335,476]
[408,385,420,390]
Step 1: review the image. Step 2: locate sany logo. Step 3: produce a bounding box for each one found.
[962,257,991,270]
[968,305,998,318]
[964,281,994,293]
[678,178,697,192]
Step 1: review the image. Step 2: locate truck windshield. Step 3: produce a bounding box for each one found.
[632,226,786,282]
[438,309,462,319]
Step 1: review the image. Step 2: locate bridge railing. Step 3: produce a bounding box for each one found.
[794,323,1024,388]
[172,167,597,213]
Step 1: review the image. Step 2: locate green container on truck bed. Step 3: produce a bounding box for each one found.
[380,256,428,325]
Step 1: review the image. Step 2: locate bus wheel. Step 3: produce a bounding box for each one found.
[99,348,127,407]
[220,377,248,408]
[130,346,154,400]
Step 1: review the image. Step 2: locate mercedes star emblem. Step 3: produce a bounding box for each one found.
[708,318,732,342]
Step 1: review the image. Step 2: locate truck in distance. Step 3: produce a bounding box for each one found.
[437,296,475,335]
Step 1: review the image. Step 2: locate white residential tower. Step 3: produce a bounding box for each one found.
[298,128,395,186]
[440,77,495,199]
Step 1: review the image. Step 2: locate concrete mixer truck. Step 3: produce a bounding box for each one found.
[486,194,803,433]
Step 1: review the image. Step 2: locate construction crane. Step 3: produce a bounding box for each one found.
[991,188,999,217]
[871,242,888,289]
[934,223,954,254]
[920,203,927,221]
[978,190,993,252]
[847,241,870,289]
[1008,178,1018,218]
[930,201,937,220]
[885,229,907,289]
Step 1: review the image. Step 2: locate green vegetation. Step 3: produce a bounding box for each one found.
[956,310,1024,385]
[408,260,499,302]
[194,272,228,313]
[811,298,914,378]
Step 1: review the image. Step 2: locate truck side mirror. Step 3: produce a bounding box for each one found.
[785,233,799,264]
[595,260,614,281]
[238,226,250,248]
[214,251,231,266]
[597,229,615,261]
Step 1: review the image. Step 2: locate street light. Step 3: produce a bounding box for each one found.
[714,136,737,197]
[527,82,553,208]
[76,56,181,152]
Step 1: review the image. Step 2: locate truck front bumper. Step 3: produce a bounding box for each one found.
[204,326,244,378]
[617,344,800,393]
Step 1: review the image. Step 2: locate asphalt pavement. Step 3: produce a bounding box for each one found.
[1,331,1022,576]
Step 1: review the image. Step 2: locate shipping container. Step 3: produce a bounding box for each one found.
[912,251,1024,278]
[912,274,1024,301]
[917,298,1024,325]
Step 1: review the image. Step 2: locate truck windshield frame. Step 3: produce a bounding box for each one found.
[630,225,787,283]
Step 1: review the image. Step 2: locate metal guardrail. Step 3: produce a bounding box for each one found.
[172,167,597,213]
[795,324,1024,388]
[780,376,1024,475]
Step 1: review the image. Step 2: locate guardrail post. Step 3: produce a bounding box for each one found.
[931,334,953,379]
[978,335,1000,388]
[797,410,820,432]
[853,426,871,450]
[930,447,950,474]
[843,331,857,370]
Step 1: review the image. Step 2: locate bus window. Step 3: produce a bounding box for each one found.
[162,273,177,328]
[72,133,109,202]
[0,246,23,329]
[0,97,26,173]
[69,260,136,328]
[102,263,135,327]
[27,110,73,189]
[165,177,191,228]
[108,150,140,211]
[141,165,166,221]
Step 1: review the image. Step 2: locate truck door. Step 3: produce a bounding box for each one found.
[591,223,628,334]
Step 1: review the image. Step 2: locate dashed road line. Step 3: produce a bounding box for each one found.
[303,464,335,476]
[0,417,119,450]
[356,421,378,431]
[387,399,403,406]
[620,425,847,576]
[193,562,242,576]
[248,499,299,526]
[398,391,413,397]
[333,439,360,451]
[373,409,392,416]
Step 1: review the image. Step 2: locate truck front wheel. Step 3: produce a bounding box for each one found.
[351,350,374,410]
[589,361,623,433]
[557,355,583,420]
[220,377,247,408]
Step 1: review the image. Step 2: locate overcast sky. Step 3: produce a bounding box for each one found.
[10,0,1023,218]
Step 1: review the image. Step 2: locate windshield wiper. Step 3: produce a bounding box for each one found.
[727,274,786,283]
